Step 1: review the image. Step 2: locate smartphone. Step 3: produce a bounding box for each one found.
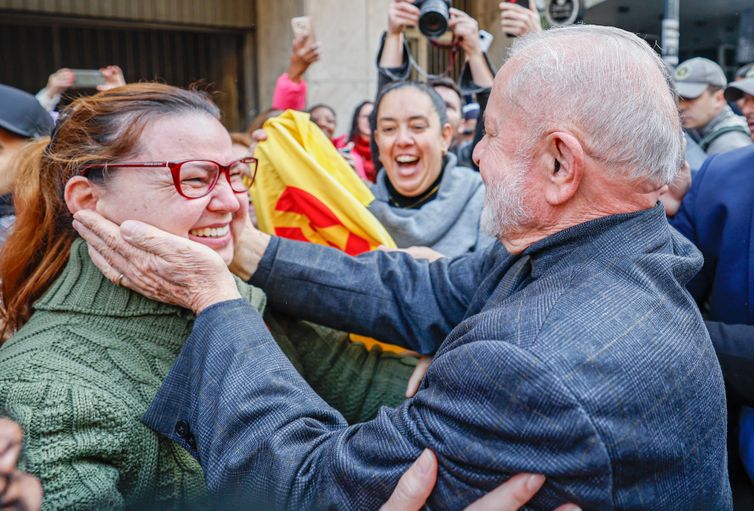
[479,30,494,53]
[291,16,316,46]
[71,69,106,89]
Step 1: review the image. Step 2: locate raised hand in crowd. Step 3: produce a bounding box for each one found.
[0,418,42,511]
[382,0,420,68]
[44,68,75,99]
[449,8,494,87]
[387,0,420,36]
[499,1,542,37]
[96,65,126,91]
[287,33,321,83]
[383,449,581,511]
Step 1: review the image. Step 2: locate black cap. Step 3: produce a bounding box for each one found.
[0,84,53,139]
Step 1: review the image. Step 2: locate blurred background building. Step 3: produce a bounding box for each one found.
[0,0,751,134]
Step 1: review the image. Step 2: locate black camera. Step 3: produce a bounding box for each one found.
[414,0,451,38]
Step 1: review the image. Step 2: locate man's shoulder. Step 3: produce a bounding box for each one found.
[692,145,754,204]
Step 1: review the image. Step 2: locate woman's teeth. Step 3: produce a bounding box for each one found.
[190,226,229,238]
[396,155,419,164]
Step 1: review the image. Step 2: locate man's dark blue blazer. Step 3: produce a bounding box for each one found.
[144,206,731,510]
[671,144,754,404]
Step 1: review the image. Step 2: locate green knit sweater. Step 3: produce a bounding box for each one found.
[0,240,416,510]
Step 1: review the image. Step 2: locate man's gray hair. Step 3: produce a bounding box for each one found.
[507,25,684,185]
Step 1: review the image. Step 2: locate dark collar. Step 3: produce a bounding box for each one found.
[524,203,668,279]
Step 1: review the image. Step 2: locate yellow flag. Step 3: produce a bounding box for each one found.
[251,110,395,254]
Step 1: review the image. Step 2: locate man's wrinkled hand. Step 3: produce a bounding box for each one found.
[73,210,241,314]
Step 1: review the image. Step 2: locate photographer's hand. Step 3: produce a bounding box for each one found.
[387,0,420,35]
[382,0,420,69]
[449,9,482,58]
[449,8,494,88]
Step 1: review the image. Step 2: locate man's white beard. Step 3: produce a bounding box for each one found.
[480,162,533,241]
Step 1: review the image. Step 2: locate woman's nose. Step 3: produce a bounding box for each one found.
[208,175,241,212]
[395,125,414,146]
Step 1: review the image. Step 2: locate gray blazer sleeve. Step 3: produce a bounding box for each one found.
[142,299,610,510]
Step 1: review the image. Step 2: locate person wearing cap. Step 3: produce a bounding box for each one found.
[725,64,754,142]
[674,57,751,155]
[0,84,53,245]
[459,102,479,145]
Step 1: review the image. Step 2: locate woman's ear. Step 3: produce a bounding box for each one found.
[64,176,100,215]
[441,123,453,153]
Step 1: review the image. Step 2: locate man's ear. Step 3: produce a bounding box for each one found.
[713,88,726,105]
[64,176,100,215]
[542,131,585,206]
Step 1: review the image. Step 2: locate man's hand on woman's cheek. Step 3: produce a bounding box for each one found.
[72,210,241,314]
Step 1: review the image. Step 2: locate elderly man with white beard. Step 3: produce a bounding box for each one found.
[74,25,731,510]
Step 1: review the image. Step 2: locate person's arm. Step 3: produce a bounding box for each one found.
[376,1,418,92]
[706,321,754,407]
[450,9,494,92]
[142,301,603,509]
[272,35,320,111]
[251,236,495,354]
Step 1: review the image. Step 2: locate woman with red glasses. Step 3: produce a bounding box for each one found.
[0,83,416,510]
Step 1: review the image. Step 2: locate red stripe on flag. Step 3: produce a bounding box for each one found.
[275,186,340,228]
[274,186,372,255]
[274,226,310,243]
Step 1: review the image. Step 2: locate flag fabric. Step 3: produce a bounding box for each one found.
[251,109,395,254]
[251,110,405,354]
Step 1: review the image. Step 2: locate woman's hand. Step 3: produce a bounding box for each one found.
[73,210,241,314]
[0,418,43,511]
[382,449,581,511]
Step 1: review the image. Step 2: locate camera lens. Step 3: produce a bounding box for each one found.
[418,0,449,38]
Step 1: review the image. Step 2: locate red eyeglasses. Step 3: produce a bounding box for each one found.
[82,157,258,199]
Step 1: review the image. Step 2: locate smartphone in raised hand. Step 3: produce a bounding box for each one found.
[291,16,316,46]
[71,69,106,89]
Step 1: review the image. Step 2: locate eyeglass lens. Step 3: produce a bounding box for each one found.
[178,160,256,198]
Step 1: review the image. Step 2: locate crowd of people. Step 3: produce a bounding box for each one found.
[0,0,753,509]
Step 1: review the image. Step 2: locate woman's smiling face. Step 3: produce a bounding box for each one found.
[374,87,452,197]
[91,112,247,265]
